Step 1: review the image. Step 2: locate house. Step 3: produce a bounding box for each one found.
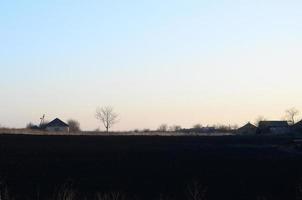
[237,122,257,135]
[258,121,290,134]
[45,118,69,132]
[293,120,302,133]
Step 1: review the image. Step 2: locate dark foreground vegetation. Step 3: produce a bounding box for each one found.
[0,134,302,200]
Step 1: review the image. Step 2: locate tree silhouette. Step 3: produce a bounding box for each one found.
[67,119,81,133]
[96,106,118,134]
[285,107,300,125]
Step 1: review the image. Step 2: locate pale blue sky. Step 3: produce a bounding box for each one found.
[1,1,302,130]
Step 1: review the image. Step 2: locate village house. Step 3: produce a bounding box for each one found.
[292,120,302,133]
[258,121,290,134]
[45,118,69,132]
[237,122,257,135]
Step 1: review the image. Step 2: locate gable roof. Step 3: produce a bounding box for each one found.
[258,121,288,128]
[46,118,69,127]
[293,120,302,128]
[238,122,257,130]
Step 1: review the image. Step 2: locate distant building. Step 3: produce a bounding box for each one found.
[45,118,69,132]
[258,121,290,134]
[237,122,257,135]
[293,120,302,133]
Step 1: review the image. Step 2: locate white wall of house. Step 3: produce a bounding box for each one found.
[46,126,69,132]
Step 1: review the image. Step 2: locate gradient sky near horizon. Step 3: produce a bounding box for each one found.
[1,0,302,131]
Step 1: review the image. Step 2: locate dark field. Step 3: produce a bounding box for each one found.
[0,134,302,200]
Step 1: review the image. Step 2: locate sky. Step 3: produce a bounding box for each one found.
[1,0,302,131]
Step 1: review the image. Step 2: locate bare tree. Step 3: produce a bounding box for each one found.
[214,124,231,132]
[26,122,35,129]
[158,124,168,132]
[231,124,239,130]
[96,106,118,134]
[39,121,49,130]
[255,116,266,127]
[169,125,182,132]
[193,124,202,129]
[285,107,300,125]
[143,128,150,133]
[67,119,81,133]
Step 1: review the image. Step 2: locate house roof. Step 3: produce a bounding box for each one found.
[238,122,257,130]
[293,120,302,128]
[258,121,288,128]
[46,118,69,127]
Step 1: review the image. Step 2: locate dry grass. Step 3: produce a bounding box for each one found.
[53,182,76,200]
[96,192,125,200]
[0,128,233,136]
[186,181,207,200]
[0,180,14,200]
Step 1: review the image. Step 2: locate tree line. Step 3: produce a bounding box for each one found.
[25,106,300,134]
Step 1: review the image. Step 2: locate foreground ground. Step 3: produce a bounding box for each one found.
[0,134,302,200]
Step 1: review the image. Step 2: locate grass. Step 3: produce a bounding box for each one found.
[0,134,301,200]
[0,181,301,200]
[0,128,235,136]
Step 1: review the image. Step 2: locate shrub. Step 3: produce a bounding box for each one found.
[67,119,81,133]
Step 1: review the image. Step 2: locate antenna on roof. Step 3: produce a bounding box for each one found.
[40,114,45,127]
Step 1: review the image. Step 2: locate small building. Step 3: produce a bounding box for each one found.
[293,120,302,133]
[237,122,257,135]
[45,118,69,132]
[258,121,290,134]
